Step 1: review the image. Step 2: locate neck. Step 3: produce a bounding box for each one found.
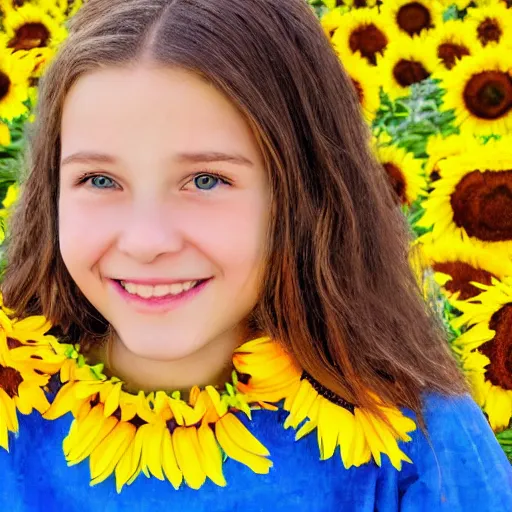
[106,327,246,395]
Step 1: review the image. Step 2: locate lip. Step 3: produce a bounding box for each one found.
[109,277,212,314]
[112,278,208,285]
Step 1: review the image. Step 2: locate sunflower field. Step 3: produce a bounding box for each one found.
[0,0,512,461]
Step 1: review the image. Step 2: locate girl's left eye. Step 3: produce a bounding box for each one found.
[192,173,229,191]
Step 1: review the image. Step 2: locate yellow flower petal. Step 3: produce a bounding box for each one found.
[172,427,206,490]
[215,416,272,475]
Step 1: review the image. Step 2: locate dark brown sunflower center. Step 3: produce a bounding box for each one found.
[437,42,470,70]
[383,163,407,204]
[8,23,50,51]
[349,24,388,65]
[0,71,10,101]
[393,59,430,87]
[432,261,495,300]
[351,78,364,104]
[0,363,23,398]
[477,18,502,46]
[479,304,512,390]
[451,169,512,242]
[397,3,432,36]
[301,371,355,413]
[463,71,512,120]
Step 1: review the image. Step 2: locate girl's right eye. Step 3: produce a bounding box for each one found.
[80,174,118,189]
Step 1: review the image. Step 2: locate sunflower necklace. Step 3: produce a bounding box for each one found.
[0,304,417,493]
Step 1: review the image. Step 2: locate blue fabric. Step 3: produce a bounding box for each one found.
[1,392,511,511]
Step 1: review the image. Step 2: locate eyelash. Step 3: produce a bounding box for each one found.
[75,170,232,190]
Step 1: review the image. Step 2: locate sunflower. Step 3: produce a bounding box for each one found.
[377,33,440,99]
[339,51,381,121]
[424,19,481,71]
[465,1,512,48]
[234,337,416,471]
[0,50,32,121]
[1,3,67,52]
[413,235,512,301]
[416,147,512,258]
[331,7,397,65]
[436,45,512,136]
[379,0,444,38]
[371,143,427,205]
[0,308,62,451]
[451,277,512,431]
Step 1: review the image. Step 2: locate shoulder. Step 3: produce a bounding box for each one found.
[397,392,512,511]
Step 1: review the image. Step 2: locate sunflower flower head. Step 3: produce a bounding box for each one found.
[331,7,397,65]
[451,277,512,431]
[414,234,512,301]
[424,19,480,71]
[379,0,443,38]
[465,1,512,48]
[416,145,512,258]
[1,3,67,52]
[377,33,441,99]
[435,44,512,136]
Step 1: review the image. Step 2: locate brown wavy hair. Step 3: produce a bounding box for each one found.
[2,0,467,424]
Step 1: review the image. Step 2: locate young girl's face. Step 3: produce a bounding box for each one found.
[59,64,270,361]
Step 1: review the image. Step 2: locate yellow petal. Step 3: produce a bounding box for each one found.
[205,386,228,416]
[115,433,140,493]
[104,382,122,417]
[0,388,18,433]
[345,413,372,468]
[0,421,8,452]
[215,418,272,475]
[220,413,270,456]
[197,423,226,487]
[144,422,165,481]
[66,406,115,465]
[17,381,50,415]
[44,382,77,420]
[161,427,183,489]
[316,399,339,460]
[90,422,136,485]
[173,427,206,490]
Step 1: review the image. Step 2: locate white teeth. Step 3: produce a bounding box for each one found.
[119,280,199,298]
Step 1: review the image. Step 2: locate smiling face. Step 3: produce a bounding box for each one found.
[59,64,270,361]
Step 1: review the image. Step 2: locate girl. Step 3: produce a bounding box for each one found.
[0,0,510,510]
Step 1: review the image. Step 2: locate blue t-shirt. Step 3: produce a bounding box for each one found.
[1,392,511,511]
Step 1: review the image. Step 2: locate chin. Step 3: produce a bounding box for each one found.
[121,335,205,362]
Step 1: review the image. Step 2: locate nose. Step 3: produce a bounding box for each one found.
[116,201,184,263]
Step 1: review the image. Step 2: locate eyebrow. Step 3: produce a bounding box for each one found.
[60,151,255,168]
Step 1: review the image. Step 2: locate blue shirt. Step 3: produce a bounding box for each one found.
[1,392,511,511]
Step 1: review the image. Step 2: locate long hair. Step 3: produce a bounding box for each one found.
[2,0,467,423]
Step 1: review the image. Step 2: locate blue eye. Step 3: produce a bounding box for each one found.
[90,175,116,189]
[194,174,220,191]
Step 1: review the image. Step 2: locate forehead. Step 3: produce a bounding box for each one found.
[60,64,261,162]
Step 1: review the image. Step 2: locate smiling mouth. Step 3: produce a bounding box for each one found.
[113,279,208,299]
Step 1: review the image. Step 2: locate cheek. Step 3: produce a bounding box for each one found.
[58,198,112,274]
[201,197,269,285]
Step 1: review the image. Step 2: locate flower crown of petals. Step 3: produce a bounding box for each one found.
[0,306,417,493]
